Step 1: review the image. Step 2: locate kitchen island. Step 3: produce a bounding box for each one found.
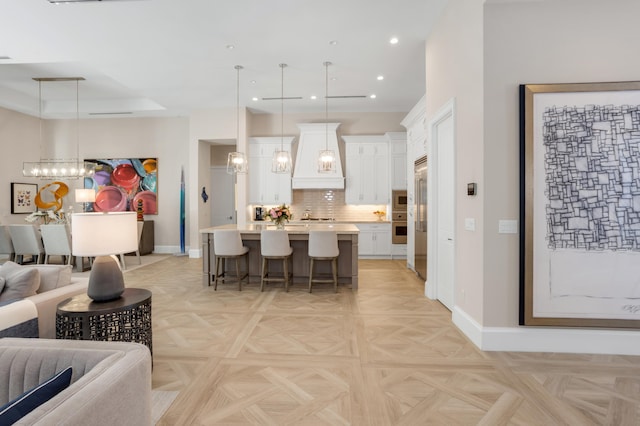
[200,223,359,290]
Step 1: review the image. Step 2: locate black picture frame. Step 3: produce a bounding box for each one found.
[11,182,38,214]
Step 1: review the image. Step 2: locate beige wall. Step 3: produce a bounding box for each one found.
[482,0,640,327]
[50,116,190,250]
[0,107,40,224]
[250,111,407,136]
[425,0,485,322]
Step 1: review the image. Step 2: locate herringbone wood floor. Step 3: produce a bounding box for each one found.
[123,256,640,425]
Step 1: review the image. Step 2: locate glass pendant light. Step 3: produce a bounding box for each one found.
[227,65,248,174]
[23,77,96,179]
[318,61,336,173]
[272,63,292,174]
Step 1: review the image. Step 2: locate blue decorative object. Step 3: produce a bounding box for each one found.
[201,187,209,203]
[179,167,186,254]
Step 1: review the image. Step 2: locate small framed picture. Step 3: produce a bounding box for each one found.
[11,182,38,214]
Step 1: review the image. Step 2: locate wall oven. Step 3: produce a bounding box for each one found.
[392,190,408,211]
[391,212,408,244]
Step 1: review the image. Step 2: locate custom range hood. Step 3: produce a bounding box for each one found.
[292,123,345,189]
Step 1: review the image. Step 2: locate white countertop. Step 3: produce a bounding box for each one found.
[200,223,359,234]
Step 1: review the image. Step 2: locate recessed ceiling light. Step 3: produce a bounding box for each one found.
[310,95,317,100]
[370,94,377,99]
[329,40,338,46]
[389,37,399,45]
[331,77,337,81]
[252,97,258,102]
[250,80,256,84]
[226,44,235,50]
[377,75,384,81]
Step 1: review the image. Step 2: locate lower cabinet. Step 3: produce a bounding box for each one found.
[356,223,391,258]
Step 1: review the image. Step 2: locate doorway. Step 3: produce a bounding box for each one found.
[210,166,235,226]
[427,99,456,311]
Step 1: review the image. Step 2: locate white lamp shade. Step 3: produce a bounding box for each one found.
[71,212,138,256]
[75,188,96,203]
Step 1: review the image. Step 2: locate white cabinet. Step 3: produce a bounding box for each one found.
[387,132,407,190]
[343,136,389,205]
[356,223,391,258]
[248,137,293,205]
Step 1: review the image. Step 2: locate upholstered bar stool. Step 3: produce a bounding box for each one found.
[308,231,339,293]
[213,229,249,291]
[260,230,293,292]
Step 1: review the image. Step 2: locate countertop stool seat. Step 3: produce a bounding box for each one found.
[308,230,339,293]
[260,230,293,292]
[213,229,249,291]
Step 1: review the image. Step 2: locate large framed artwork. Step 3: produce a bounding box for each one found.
[11,182,38,214]
[84,158,158,214]
[520,82,640,328]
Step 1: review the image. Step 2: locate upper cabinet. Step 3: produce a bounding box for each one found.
[343,136,390,205]
[248,137,294,205]
[386,132,407,190]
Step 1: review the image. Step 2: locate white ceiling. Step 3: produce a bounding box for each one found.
[0,0,447,119]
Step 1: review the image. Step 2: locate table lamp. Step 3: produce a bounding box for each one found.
[72,212,138,302]
[75,188,96,212]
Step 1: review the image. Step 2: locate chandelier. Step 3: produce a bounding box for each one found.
[22,77,95,179]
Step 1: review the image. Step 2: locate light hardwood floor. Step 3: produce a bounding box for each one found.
[123,256,640,425]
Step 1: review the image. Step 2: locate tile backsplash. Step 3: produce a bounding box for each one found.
[257,189,388,222]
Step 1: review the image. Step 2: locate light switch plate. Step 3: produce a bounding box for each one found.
[464,218,475,231]
[498,219,518,234]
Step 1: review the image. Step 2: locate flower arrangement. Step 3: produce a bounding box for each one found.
[373,210,386,221]
[265,204,293,228]
[25,209,69,225]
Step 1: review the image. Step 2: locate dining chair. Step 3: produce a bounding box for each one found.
[8,224,45,264]
[308,231,339,293]
[40,224,73,265]
[0,226,15,263]
[213,230,249,291]
[260,230,293,292]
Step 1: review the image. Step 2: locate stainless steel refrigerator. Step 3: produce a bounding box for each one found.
[414,156,427,280]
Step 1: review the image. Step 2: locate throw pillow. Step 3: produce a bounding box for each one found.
[32,264,73,293]
[0,276,5,293]
[0,262,41,302]
[0,366,73,424]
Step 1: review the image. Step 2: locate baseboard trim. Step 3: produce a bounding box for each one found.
[152,245,199,258]
[452,306,640,356]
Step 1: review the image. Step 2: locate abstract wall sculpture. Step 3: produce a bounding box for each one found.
[84,158,158,214]
[520,82,640,328]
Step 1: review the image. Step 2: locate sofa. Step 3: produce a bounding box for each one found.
[0,338,152,425]
[0,261,88,338]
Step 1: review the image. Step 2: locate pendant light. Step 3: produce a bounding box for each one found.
[227,65,248,174]
[318,61,336,173]
[23,77,96,179]
[272,63,292,174]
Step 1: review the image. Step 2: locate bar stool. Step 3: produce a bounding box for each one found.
[213,230,249,291]
[260,230,293,292]
[308,231,339,293]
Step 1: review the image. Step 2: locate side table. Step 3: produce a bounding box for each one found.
[56,288,152,356]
